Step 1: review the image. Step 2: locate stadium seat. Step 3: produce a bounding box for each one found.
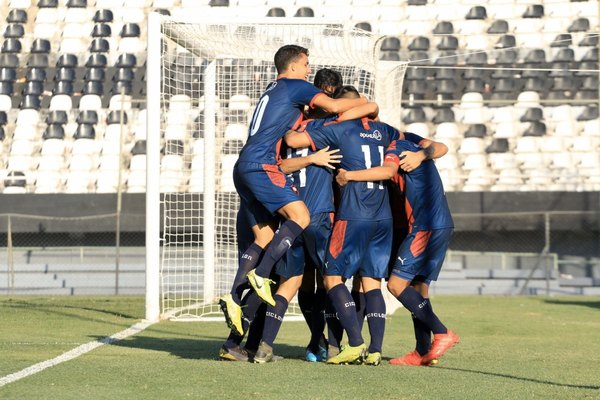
[3,171,27,194]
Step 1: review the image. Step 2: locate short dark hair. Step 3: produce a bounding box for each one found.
[335,85,360,99]
[313,68,343,95]
[274,44,309,74]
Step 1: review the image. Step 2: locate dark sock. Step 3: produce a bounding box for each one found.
[364,289,386,354]
[308,287,327,351]
[412,313,431,356]
[245,302,267,352]
[328,284,363,347]
[261,294,289,347]
[325,298,343,349]
[255,220,304,277]
[352,290,367,331]
[297,288,314,329]
[397,287,447,334]
[223,291,263,349]
[230,242,264,304]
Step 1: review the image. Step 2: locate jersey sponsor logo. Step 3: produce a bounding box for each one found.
[366,312,386,318]
[266,311,283,321]
[397,256,407,265]
[359,130,382,141]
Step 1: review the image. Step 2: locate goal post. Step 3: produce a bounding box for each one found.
[146,13,408,321]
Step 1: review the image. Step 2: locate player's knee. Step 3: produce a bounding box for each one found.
[292,209,310,229]
[387,280,402,298]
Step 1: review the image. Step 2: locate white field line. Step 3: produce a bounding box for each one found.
[0,319,155,388]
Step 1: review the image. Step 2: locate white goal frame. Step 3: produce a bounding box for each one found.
[145,13,408,321]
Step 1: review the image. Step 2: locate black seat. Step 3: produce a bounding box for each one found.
[402,107,426,124]
[495,34,515,49]
[113,67,134,82]
[89,38,109,53]
[523,77,545,92]
[379,51,400,61]
[0,110,7,125]
[464,124,487,138]
[93,9,113,23]
[26,67,47,82]
[523,4,543,18]
[4,171,26,188]
[74,123,95,139]
[0,126,4,140]
[354,22,371,31]
[111,80,132,95]
[408,51,429,65]
[408,0,427,5]
[22,81,43,95]
[3,24,24,38]
[524,49,546,63]
[55,67,76,82]
[7,9,27,23]
[1,38,21,53]
[581,76,599,90]
[551,76,575,91]
[434,51,458,66]
[550,34,571,47]
[86,53,107,68]
[574,90,597,101]
[0,81,12,95]
[46,110,68,125]
[434,68,455,80]
[91,23,111,37]
[433,108,455,123]
[435,79,457,95]
[82,81,103,95]
[209,0,229,5]
[406,80,427,95]
[0,67,16,82]
[84,67,105,82]
[120,23,141,38]
[577,105,598,121]
[581,48,598,62]
[579,34,598,47]
[522,121,546,137]
[432,21,453,34]
[30,39,51,54]
[294,7,314,17]
[520,107,543,122]
[27,54,49,68]
[406,67,427,80]
[437,35,458,50]
[76,110,98,124]
[487,19,508,34]
[266,7,285,17]
[66,0,87,7]
[552,48,574,63]
[492,78,516,93]
[381,36,401,51]
[53,80,73,95]
[465,78,485,93]
[20,95,41,110]
[466,6,487,19]
[0,54,19,68]
[568,17,590,33]
[463,68,485,80]
[43,123,65,139]
[115,53,136,67]
[106,110,128,124]
[131,140,146,155]
[56,53,78,68]
[38,0,58,7]
[465,52,487,65]
[486,138,509,153]
[408,36,429,51]
[576,61,598,76]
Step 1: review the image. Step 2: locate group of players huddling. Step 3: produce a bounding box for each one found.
[218,44,460,366]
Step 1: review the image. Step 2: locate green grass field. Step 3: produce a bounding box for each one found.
[1,296,599,400]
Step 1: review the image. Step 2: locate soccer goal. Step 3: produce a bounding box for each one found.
[145,13,408,321]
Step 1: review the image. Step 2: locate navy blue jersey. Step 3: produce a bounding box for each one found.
[283,146,335,215]
[238,78,323,165]
[385,139,454,231]
[305,118,399,221]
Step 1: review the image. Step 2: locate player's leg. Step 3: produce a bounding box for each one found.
[351,276,366,331]
[298,265,316,337]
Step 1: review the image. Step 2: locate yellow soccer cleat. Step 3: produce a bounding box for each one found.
[364,351,382,366]
[219,294,244,337]
[247,269,276,306]
[326,343,366,365]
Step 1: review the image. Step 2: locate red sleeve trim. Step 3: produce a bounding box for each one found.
[291,114,304,131]
[302,131,317,151]
[309,92,325,109]
[298,118,315,132]
[385,153,401,167]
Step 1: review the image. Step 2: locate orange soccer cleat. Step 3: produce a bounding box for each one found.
[389,350,438,366]
[422,330,460,364]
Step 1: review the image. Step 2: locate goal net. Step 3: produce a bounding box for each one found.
[146,14,408,321]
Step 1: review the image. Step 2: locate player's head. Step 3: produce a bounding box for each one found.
[314,68,343,97]
[335,85,360,99]
[274,44,311,79]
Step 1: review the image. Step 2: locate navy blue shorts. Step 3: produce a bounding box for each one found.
[276,212,333,278]
[324,218,393,279]
[391,228,453,284]
[233,161,301,215]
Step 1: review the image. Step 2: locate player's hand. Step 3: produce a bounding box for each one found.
[310,146,342,169]
[398,150,426,173]
[336,168,349,186]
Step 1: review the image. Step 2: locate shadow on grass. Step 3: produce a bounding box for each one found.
[1,299,139,321]
[543,299,600,311]
[108,336,306,362]
[438,366,600,390]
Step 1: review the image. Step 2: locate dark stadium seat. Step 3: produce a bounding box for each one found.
[551,76,575,91]
[209,0,229,6]
[435,79,457,95]
[113,67,134,82]
[486,138,509,153]
[381,36,401,52]
[466,6,487,20]
[550,34,572,47]
[0,67,16,82]
[464,124,487,138]
[581,75,598,91]
[487,20,508,34]
[294,7,314,17]
[3,24,25,38]
[131,140,146,155]
[93,9,113,23]
[379,51,400,61]
[46,110,68,125]
[432,21,453,34]
[576,61,598,76]
[86,53,107,68]
[56,53,78,68]
[494,35,515,49]
[434,51,458,66]
[84,67,104,82]
[111,80,132,96]
[522,121,546,136]
[120,23,141,38]
[437,35,458,50]
[66,0,87,7]
[406,80,427,95]
[568,17,590,33]
[579,34,597,47]
[4,171,27,190]
[523,4,544,18]
[552,48,574,63]
[574,90,597,101]
[0,125,4,140]
[0,81,12,95]
[53,80,74,95]
[406,67,426,80]
[31,39,51,53]
[465,78,485,93]
[38,0,58,6]
[408,0,427,5]
[0,53,19,68]
[22,81,44,96]
[92,23,111,37]
[520,107,543,122]
[266,7,285,17]
[82,81,103,95]
[465,51,487,65]
[26,67,47,82]
[403,107,427,124]
[523,77,545,92]
[90,38,109,53]
[434,67,455,80]
[492,78,517,93]
[106,109,128,125]
[581,48,598,62]
[43,123,65,139]
[432,108,455,123]
[7,9,27,23]
[354,22,371,32]
[577,105,598,121]
[1,38,22,53]
[76,110,98,124]
[115,53,137,68]
[0,110,7,125]
[524,49,546,63]
[27,54,49,68]
[55,67,76,82]
[20,94,41,110]
[463,68,485,80]
[74,123,95,140]
[408,36,429,51]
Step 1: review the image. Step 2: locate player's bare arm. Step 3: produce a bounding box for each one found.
[280,146,342,173]
[337,101,379,122]
[284,130,312,149]
[399,139,448,173]
[336,162,398,187]
[313,94,367,114]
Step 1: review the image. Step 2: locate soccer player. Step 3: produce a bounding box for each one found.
[336,135,460,366]
[285,85,398,365]
[220,44,369,337]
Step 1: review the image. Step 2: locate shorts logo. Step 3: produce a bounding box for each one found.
[397,256,407,265]
[284,239,292,248]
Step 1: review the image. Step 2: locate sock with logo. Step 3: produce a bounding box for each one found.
[230,242,264,304]
[328,284,363,347]
[397,286,447,334]
[255,220,304,278]
[351,290,367,331]
[261,294,289,347]
[364,288,386,354]
[244,302,267,352]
